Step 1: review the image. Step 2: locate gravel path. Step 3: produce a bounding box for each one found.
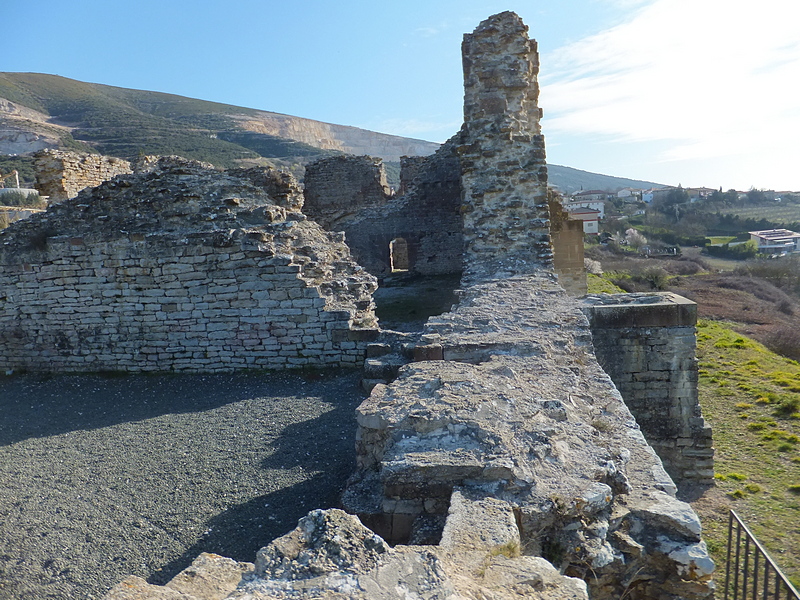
[0,371,366,600]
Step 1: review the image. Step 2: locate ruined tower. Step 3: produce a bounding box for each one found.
[458,11,551,282]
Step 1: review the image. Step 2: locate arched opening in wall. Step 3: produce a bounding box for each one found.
[389,237,409,272]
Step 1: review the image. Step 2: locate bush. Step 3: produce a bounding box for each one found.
[775,397,800,418]
[706,240,759,260]
[763,326,800,362]
[735,256,800,293]
[640,266,669,290]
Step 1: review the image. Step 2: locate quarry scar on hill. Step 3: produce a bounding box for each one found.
[0,11,715,600]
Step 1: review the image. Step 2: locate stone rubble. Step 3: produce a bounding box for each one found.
[342,273,714,600]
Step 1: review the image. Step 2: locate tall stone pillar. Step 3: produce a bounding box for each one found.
[458,12,551,282]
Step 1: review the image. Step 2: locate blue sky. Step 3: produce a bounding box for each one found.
[5,0,800,191]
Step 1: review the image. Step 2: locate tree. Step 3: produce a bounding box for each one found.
[746,188,769,204]
[625,228,647,250]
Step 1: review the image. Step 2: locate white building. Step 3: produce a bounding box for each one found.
[566,207,601,235]
[616,188,642,201]
[749,229,800,254]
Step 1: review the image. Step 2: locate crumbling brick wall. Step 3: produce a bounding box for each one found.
[0,158,378,373]
[34,149,132,204]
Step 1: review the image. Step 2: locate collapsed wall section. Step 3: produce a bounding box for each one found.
[34,149,132,203]
[0,158,378,373]
[583,293,714,485]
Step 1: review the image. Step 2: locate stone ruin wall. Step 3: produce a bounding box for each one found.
[34,148,133,203]
[458,13,551,281]
[0,11,716,600]
[341,273,714,600]
[302,144,464,278]
[0,158,378,373]
[300,12,552,285]
[583,293,714,484]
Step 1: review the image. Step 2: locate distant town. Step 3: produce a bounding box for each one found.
[561,185,800,258]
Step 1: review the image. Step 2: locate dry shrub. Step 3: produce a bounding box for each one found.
[717,276,797,308]
[735,257,800,293]
[670,260,703,276]
[763,325,800,362]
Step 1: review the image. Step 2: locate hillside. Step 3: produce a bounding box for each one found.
[547,163,665,194]
[0,73,438,174]
[0,73,664,192]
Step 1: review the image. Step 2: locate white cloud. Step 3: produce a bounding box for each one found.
[540,0,800,188]
[413,26,441,38]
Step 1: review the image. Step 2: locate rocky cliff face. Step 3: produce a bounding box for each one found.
[0,98,68,154]
[232,113,439,162]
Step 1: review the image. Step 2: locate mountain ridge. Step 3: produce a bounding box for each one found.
[0,72,664,192]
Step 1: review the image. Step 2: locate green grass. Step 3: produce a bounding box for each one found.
[586,273,627,294]
[706,236,737,245]
[694,320,800,585]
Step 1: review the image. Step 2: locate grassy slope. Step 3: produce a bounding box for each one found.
[693,320,800,587]
[719,204,800,225]
[587,256,800,586]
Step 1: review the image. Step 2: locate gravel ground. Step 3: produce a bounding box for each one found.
[0,370,366,600]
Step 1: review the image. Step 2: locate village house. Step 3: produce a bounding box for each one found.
[565,206,601,234]
[749,228,800,254]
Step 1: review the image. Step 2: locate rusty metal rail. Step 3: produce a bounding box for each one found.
[725,510,800,600]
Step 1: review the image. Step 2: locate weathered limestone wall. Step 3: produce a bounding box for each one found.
[303,142,464,277]
[458,12,551,282]
[33,149,132,203]
[338,13,713,600]
[583,293,714,485]
[102,11,714,600]
[0,158,378,373]
[302,155,392,231]
[343,274,714,600]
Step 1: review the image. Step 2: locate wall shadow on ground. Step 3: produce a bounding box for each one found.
[147,393,361,585]
[0,371,361,446]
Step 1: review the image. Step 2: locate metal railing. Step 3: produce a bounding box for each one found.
[725,510,800,600]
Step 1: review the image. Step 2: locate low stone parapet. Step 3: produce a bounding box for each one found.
[582,293,714,485]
